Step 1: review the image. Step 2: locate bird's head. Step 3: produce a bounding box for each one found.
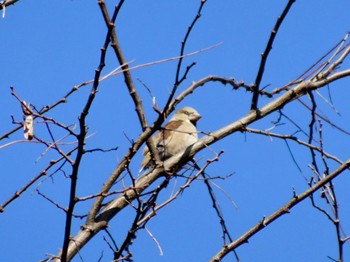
[172,106,201,126]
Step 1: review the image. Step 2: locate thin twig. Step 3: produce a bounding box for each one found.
[251,0,295,109]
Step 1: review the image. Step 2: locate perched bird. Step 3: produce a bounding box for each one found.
[140,106,201,171]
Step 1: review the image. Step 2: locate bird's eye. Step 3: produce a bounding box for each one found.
[184,111,190,115]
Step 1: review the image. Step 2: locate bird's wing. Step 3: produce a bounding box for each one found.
[161,120,183,139]
[142,120,183,154]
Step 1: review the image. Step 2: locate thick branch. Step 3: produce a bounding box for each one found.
[55,45,350,261]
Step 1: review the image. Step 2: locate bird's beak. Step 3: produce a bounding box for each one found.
[190,113,201,123]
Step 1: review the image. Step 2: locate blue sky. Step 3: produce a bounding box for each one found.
[1,1,350,261]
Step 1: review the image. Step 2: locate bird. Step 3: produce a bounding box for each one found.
[140,106,201,171]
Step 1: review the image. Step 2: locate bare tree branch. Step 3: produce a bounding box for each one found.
[165,0,208,110]
[251,0,296,110]
[3,2,350,262]
[0,0,19,11]
[60,1,126,260]
[53,37,350,261]
[210,157,350,261]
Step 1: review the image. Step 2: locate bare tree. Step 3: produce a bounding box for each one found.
[1,1,350,261]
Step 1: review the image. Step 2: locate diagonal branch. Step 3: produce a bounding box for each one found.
[251,0,295,110]
[0,0,20,10]
[54,38,350,262]
[102,0,148,131]
[163,0,208,113]
[210,157,350,262]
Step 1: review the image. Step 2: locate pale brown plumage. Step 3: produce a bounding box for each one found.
[140,106,201,171]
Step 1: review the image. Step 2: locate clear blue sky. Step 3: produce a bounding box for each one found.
[1,1,350,261]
